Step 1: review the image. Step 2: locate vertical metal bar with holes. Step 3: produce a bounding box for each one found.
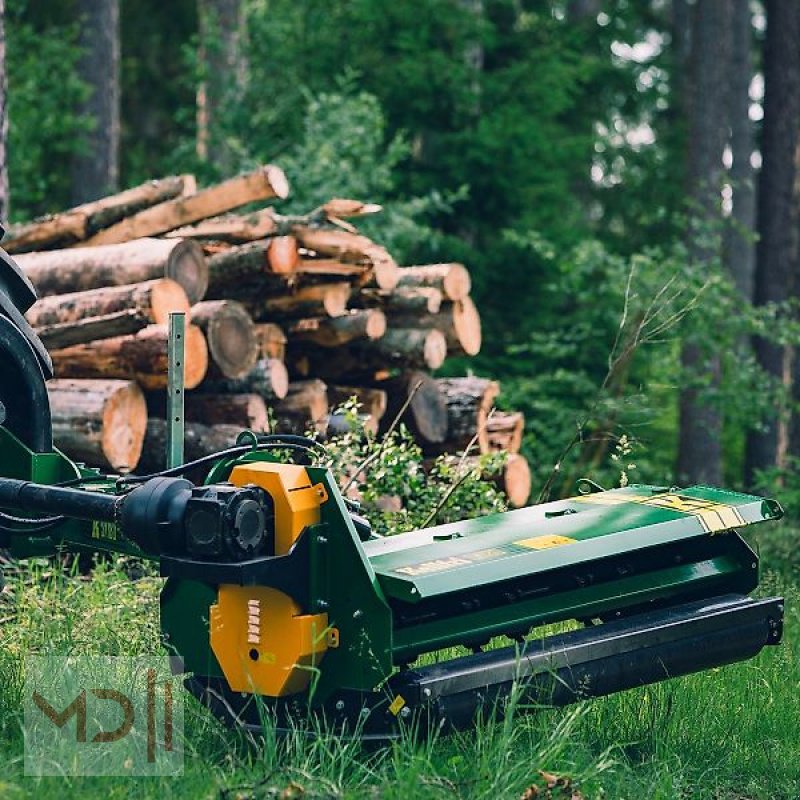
[166,312,186,469]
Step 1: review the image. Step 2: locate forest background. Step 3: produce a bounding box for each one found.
[2,0,800,505]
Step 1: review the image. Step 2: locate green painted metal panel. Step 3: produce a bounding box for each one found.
[367,485,780,603]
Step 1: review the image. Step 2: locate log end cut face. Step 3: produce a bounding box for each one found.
[167,240,209,305]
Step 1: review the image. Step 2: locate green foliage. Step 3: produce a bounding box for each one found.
[323,397,507,535]
[6,16,87,218]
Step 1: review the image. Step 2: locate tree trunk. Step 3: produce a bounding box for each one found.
[288,309,386,347]
[327,385,387,425]
[3,175,196,253]
[362,328,447,370]
[389,297,482,356]
[676,0,732,486]
[84,165,288,245]
[166,208,278,243]
[461,453,531,508]
[395,263,471,302]
[14,238,208,303]
[273,379,329,435]
[426,377,499,454]
[745,1,800,485]
[36,309,151,350]
[197,0,246,174]
[378,371,448,445]
[0,0,8,222]
[27,278,189,328]
[48,378,146,472]
[253,323,287,361]
[198,356,289,400]
[191,299,259,379]
[725,0,756,301]
[138,419,243,473]
[71,0,121,204]
[148,391,269,433]
[486,411,524,454]
[261,283,350,320]
[50,323,209,390]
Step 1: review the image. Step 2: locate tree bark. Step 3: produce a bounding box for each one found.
[84,165,288,245]
[486,411,524,454]
[166,208,278,243]
[426,377,499,454]
[35,309,151,350]
[676,0,732,486]
[138,419,243,473]
[327,385,387,424]
[27,278,189,328]
[50,323,209,390]
[14,238,208,303]
[745,1,800,485]
[197,0,246,174]
[71,0,121,204]
[148,391,269,432]
[261,283,350,320]
[48,378,146,472]
[253,323,287,361]
[287,309,386,347]
[725,0,757,301]
[199,356,289,400]
[191,299,259,380]
[395,263,471,302]
[272,379,329,435]
[3,175,196,253]
[378,371,448,445]
[389,296,482,356]
[0,0,8,222]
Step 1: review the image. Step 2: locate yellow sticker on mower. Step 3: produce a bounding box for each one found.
[514,534,577,550]
[574,492,745,533]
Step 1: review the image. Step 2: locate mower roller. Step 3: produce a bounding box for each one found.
[0,238,785,739]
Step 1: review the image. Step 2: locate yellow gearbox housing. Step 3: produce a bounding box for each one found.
[209,462,331,697]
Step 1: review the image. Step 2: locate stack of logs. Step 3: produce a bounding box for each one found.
[6,167,531,506]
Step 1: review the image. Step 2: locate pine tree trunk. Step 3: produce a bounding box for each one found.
[676,0,732,486]
[71,0,120,204]
[197,0,246,174]
[744,1,800,485]
[725,0,756,301]
[0,0,8,222]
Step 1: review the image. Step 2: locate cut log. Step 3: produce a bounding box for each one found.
[148,392,269,433]
[84,165,290,245]
[395,263,471,302]
[262,283,350,319]
[27,278,190,328]
[254,323,287,361]
[36,309,151,350]
[199,357,289,400]
[190,300,258,380]
[368,328,447,370]
[321,198,383,219]
[379,371,448,445]
[327,386,388,422]
[165,208,278,242]
[294,259,367,278]
[273,379,329,435]
[206,240,275,297]
[432,377,500,454]
[486,411,524,454]
[389,297,481,356]
[47,378,147,472]
[15,238,208,304]
[3,175,196,253]
[383,287,443,314]
[49,323,209,390]
[138,419,243,473]
[460,454,531,508]
[288,309,386,347]
[292,227,398,290]
[268,236,300,274]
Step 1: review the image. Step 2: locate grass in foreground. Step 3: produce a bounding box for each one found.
[0,525,799,799]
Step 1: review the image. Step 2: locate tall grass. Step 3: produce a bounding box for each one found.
[1,532,798,799]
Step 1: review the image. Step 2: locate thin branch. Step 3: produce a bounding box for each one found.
[340,380,423,493]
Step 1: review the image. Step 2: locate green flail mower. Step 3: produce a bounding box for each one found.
[0,236,786,739]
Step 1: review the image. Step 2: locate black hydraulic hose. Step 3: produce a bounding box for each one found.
[0,477,120,523]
